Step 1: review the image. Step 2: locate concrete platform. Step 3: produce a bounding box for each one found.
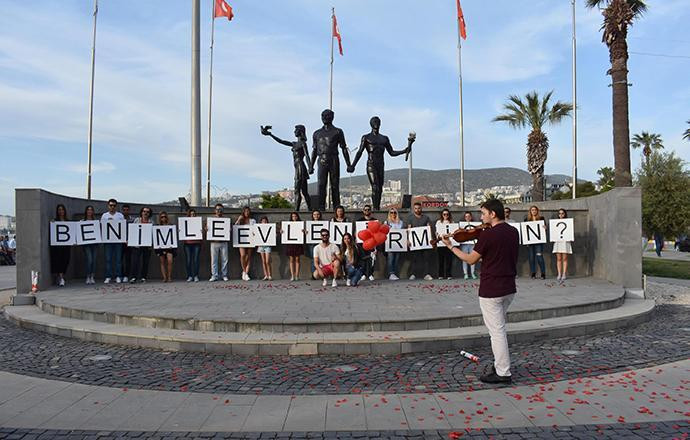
[33,278,624,333]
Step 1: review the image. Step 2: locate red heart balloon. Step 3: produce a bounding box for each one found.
[379,224,390,235]
[367,220,380,234]
[374,232,387,245]
[358,229,372,241]
[363,238,377,251]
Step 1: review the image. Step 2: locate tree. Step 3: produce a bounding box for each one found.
[596,166,615,192]
[636,151,690,238]
[551,182,599,200]
[259,194,292,209]
[631,131,663,166]
[684,120,690,141]
[585,0,647,187]
[492,91,573,202]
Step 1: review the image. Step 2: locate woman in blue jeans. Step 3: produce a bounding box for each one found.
[340,233,365,286]
[384,208,404,280]
[81,205,99,285]
[525,205,546,279]
[183,208,201,282]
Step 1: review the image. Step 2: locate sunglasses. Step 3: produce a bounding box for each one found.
[108,204,116,207]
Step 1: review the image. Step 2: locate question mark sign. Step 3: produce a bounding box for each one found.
[556,221,567,240]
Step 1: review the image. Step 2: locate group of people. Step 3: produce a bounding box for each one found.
[48,200,573,286]
[0,234,16,266]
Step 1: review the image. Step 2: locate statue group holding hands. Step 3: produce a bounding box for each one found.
[261,109,416,211]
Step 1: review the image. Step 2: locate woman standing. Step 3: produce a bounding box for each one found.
[341,232,364,286]
[552,208,572,281]
[525,205,546,279]
[285,212,304,281]
[436,209,454,279]
[156,211,175,282]
[50,204,71,287]
[183,208,201,282]
[383,208,404,280]
[460,211,477,280]
[308,210,322,278]
[332,205,348,222]
[81,205,98,284]
[130,206,153,283]
[236,206,256,281]
[257,216,273,281]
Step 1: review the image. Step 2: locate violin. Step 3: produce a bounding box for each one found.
[449,223,492,243]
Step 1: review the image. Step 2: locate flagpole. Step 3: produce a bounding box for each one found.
[457,20,466,207]
[86,0,98,200]
[191,0,202,207]
[329,7,335,111]
[571,0,578,199]
[206,3,216,208]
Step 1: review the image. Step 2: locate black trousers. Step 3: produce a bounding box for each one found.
[130,248,151,280]
[437,246,453,278]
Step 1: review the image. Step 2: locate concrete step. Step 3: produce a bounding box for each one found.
[4,299,654,356]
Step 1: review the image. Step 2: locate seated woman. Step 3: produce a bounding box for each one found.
[340,232,365,287]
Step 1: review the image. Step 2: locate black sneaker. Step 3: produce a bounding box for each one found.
[479,372,512,384]
[540,273,546,280]
[530,273,536,279]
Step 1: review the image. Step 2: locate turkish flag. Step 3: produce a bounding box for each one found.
[456,0,467,40]
[332,13,343,56]
[214,0,233,21]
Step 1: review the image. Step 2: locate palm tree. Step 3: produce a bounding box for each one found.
[631,131,663,166]
[684,120,690,141]
[493,91,573,202]
[585,0,647,187]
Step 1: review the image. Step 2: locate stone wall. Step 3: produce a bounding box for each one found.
[14,187,641,293]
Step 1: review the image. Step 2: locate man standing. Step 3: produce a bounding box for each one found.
[442,199,519,384]
[101,199,125,284]
[406,202,433,281]
[309,109,352,211]
[209,203,229,282]
[312,228,342,287]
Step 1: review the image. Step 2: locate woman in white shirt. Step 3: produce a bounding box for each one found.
[435,209,454,279]
[236,206,256,281]
[552,208,573,282]
[383,208,405,280]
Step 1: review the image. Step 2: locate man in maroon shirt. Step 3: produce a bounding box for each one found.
[441,199,519,384]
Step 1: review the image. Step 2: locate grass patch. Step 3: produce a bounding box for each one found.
[643,257,690,280]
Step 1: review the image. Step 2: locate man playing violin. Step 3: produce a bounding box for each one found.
[441,199,519,385]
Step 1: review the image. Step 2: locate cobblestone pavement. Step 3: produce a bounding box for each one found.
[0,420,688,439]
[0,304,688,396]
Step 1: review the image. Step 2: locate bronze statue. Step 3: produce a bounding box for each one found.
[309,109,351,211]
[261,124,312,210]
[348,116,414,210]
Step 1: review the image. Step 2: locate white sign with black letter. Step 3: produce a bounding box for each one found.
[153,225,178,249]
[101,219,127,243]
[521,220,547,245]
[408,226,433,251]
[127,223,153,247]
[330,222,353,245]
[549,218,574,242]
[206,218,231,241]
[355,221,369,244]
[306,221,329,244]
[252,223,277,246]
[178,217,203,240]
[435,222,460,247]
[385,228,408,252]
[76,220,102,245]
[507,221,522,245]
[232,225,254,248]
[50,221,76,246]
[281,221,304,244]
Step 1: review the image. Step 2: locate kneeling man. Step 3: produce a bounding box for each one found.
[442,199,519,384]
[313,229,342,287]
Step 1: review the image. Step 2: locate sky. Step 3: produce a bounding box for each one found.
[1,0,688,215]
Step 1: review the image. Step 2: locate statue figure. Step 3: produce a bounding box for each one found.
[309,109,351,211]
[261,124,312,210]
[347,116,414,210]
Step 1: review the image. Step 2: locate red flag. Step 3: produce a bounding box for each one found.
[456,0,467,40]
[214,0,234,21]
[332,13,343,56]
